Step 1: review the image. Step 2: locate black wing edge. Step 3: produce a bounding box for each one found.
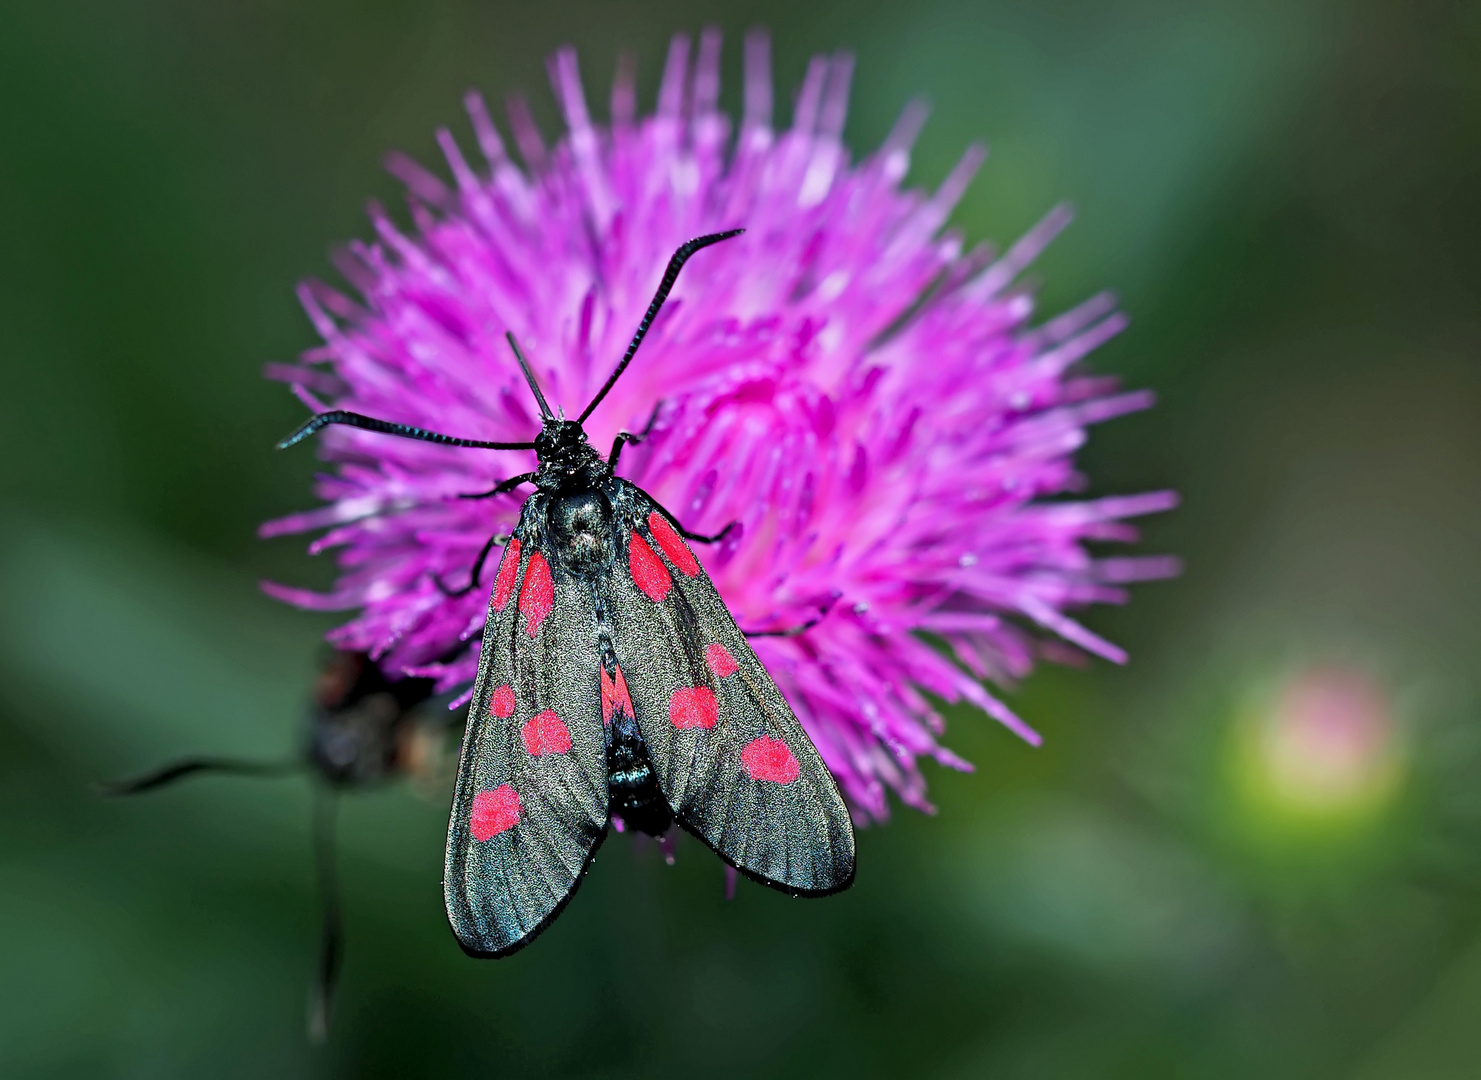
[674,816,857,898]
[444,828,609,959]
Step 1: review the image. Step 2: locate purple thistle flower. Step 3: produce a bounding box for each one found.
[263,29,1179,822]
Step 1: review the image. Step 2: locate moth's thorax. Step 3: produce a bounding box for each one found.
[532,418,605,492]
[546,488,616,575]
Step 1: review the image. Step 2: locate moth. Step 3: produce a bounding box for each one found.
[279,231,857,958]
[106,649,456,1036]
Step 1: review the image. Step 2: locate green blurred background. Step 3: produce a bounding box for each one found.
[2,0,1479,1076]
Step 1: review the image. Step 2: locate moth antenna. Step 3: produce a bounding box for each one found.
[505,332,553,420]
[276,411,536,452]
[577,229,744,424]
[100,756,299,795]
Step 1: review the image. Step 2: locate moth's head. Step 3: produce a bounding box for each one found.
[534,417,588,461]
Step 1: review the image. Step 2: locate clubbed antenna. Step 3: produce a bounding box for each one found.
[276,411,536,452]
[577,229,744,424]
[505,332,553,420]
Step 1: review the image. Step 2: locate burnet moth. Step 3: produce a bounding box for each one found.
[105,649,456,1037]
[278,231,857,958]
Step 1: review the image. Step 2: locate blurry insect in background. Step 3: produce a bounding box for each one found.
[277,231,857,959]
[104,649,462,1039]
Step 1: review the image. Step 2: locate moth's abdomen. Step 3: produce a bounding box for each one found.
[601,661,674,837]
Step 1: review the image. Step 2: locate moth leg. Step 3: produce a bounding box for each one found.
[743,597,838,638]
[433,532,510,597]
[456,471,537,500]
[678,521,737,545]
[606,400,664,470]
[307,786,342,1043]
[101,756,298,795]
[743,617,820,639]
[645,496,738,545]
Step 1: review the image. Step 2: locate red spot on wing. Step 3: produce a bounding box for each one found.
[741,736,800,784]
[669,685,718,730]
[491,539,521,611]
[520,709,572,755]
[489,684,516,718]
[471,784,521,840]
[628,532,672,601]
[519,550,554,634]
[705,642,739,678]
[648,512,700,576]
[600,664,635,727]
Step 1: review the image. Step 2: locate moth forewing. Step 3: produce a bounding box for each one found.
[443,520,610,958]
[604,482,856,895]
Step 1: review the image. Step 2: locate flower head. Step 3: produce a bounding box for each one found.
[263,29,1178,821]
